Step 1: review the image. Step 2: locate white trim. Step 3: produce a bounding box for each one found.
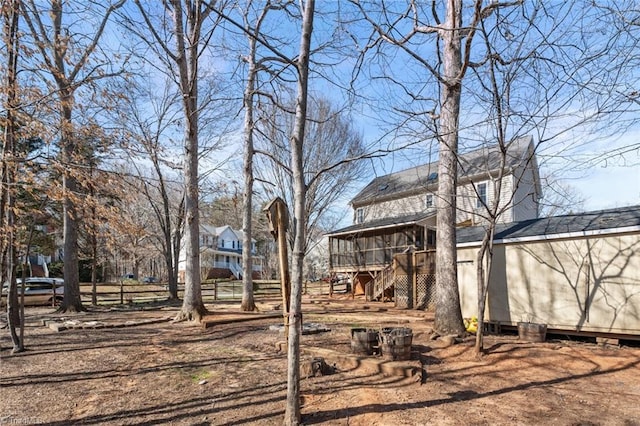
[457,225,640,248]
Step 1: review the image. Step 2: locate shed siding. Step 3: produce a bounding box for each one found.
[458,232,640,335]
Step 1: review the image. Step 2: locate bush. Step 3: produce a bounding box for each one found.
[48,261,63,278]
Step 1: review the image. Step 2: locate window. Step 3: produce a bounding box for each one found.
[356,208,364,224]
[426,194,434,209]
[477,182,487,208]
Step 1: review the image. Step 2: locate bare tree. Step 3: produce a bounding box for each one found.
[20,0,126,312]
[539,178,585,217]
[354,0,495,336]
[209,0,305,310]
[256,97,367,256]
[128,0,227,321]
[115,76,186,299]
[284,2,314,423]
[238,0,271,312]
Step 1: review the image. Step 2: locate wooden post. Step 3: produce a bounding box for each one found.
[412,251,417,309]
[264,198,291,337]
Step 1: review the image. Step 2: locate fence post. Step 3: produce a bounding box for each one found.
[120,280,124,305]
[214,280,218,300]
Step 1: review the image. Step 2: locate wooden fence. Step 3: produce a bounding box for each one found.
[79,279,333,305]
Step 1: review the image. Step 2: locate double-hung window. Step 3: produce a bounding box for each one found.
[477,182,487,208]
[426,194,434,209]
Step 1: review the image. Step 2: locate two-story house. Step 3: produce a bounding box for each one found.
[326,136,541,301]
[179,224,263,281]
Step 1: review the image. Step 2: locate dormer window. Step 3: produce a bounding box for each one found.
[356,208,364,224]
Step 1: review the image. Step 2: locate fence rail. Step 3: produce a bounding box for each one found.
[79,280,333,305]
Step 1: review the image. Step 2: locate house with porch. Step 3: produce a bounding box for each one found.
[179,224,263,281]
[326,135,541,303]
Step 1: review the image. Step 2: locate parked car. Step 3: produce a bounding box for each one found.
[1,277,64,306]
[142,276,158,284]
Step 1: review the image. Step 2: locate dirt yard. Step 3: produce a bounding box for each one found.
[1,295,639,425]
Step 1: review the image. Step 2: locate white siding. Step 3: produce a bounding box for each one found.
[354,165,539,227]
[455,175,516,225]
[358,192,434,222]
[218,228,238,250]
[511,163,539,221]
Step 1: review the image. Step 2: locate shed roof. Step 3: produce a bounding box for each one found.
[351,136,535,207]
[457,205,640,245]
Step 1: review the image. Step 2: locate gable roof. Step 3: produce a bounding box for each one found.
[200,224,255,243]
[351,135,536,207]
[457,205,640,245]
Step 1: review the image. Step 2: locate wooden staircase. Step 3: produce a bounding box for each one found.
[371,263,395,301]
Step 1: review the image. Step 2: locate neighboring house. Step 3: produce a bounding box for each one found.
[457,205,640,338]
[27,254,50,278]
[178,224,263,281]
[326,136,541,299]
[27,224,60,278]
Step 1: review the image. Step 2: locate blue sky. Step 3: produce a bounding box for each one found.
[316,1,640,218]
[100,1,640,219]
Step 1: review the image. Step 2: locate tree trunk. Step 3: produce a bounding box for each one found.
[177,106,206,320]
[434,0,465,337]
[164,187,179,300]
[240,23,258,312]
[172,0,207,322]
[91,180,98,306]
[60,99,84,313]
[91,240,98,306]
[285,1,314,424]
[3,0,24,352]
[474,235,489,354]
[175,106,207,321]
[165,249,178,299]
